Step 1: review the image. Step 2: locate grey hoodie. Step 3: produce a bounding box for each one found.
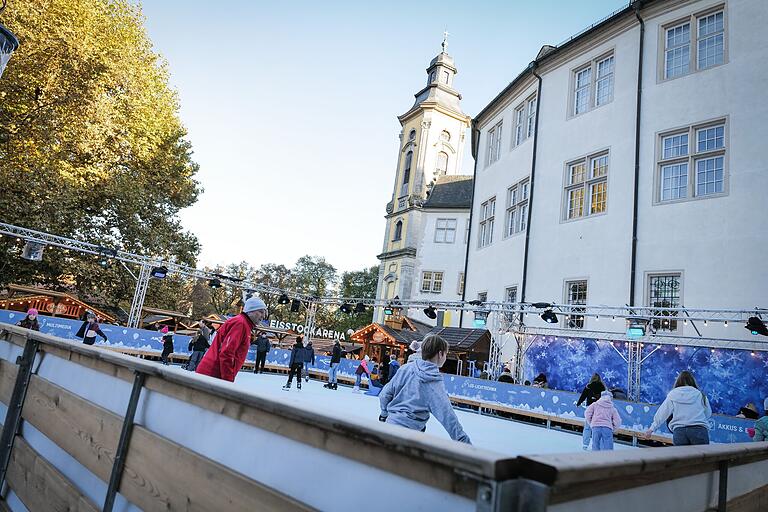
[379,359,471,444]
[650,385,712,433]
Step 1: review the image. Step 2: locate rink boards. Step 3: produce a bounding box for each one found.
[1,324,767,511]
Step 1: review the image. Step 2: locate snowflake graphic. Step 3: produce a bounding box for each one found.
[725,352,742,365]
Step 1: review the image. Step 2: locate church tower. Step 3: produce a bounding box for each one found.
[375,37,471,323]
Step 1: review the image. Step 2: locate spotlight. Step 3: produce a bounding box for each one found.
[531,302,551,309]
[208,278,222,288]
[150,266,168,279]
[626,320,646,339]
[423,305,437,320]
[473,310,488,327]
[354,302,366,314]
[340,303,353,314]
[746,317,768,336]
[278,294,290,305]
[383,303,394,316]
[540,309,558,324]
[290,299,302,313]
[468,300,483,306]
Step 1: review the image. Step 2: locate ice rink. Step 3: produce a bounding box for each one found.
[230,371,635,456]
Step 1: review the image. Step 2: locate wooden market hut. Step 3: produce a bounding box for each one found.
[0,284,117,323]
[428,327,492,375]
[350,315,433,364]
[140,306,189,332]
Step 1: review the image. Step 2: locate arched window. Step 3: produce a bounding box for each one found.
[393,220,403,241]
[435,151,448,176]
[440,130,451,142]
[408,130,416,141]
[401,151,412,196]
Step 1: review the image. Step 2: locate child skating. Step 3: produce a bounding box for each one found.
[584,390,622,451]
[283,338,305,391]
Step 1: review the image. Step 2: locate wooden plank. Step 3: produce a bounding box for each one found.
[728,483,768,512]
[0,358,18,403]
[19,373,314,511]
[6,432,99,512]
[122,426,315,512]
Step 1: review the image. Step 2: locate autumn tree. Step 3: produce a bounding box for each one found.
[0,0,200,312]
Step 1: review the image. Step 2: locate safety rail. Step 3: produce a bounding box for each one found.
[0,324,766,511]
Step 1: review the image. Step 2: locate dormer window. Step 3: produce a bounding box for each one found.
[409,129,416,141]
[429,71,436,84]
[442,70,450,84]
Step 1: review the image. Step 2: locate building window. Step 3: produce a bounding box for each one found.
[442,70,450,84]
[648,273,681,332]
[478,197,496,248]
[504,286,517,322]
[429,71,436,83]
[434,218,457,243]
[657,120,726,203]
[409,129,416,140]
[401,151,412,198]
[457,272,464,295]
[486,122,503,166]
[393,220,402,241]
[663,9,725,80]
[435,151,448,177]
[526,96,537,138]
[564,151,608,221]
[421,271,444,293]
[572,53,614,116]
[513,95,537,147]
[505,178,529,237]
[565,280,587,329]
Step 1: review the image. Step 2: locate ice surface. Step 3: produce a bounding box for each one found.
[230,372,635,455]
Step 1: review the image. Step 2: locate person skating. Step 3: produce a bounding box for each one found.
[160,326,174,365]
[187,319,211,371]
[304,340,315,382]
[747,405,768,442]
[253,332,271,374]
[407,340,422,363]
[353,355,371,393]
[378,334,471,444]
[76,313,108,345]
[388,354,400,382]
[283,338,305,390]
[195,297,268,382]
[324,339,343,390]
[16,308,40,331]
[584,390,622,451]
[576,373,606,450]
[643,370,712,445]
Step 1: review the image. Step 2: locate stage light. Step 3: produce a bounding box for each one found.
[627,320,646,339]
[290,299,302,313]
[354,302,366,314]
[473,310,488,328]
[383,303,394,316]
[423,305,437,320]
[468,300,483,306]
[278,294,290,305]
[540,309,558,324]
[531,302,551,309]
[150,266,168,279]
[208,278,222,288]
[746,317,768,336]
[340,303,353,314]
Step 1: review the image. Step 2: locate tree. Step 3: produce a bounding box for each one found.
[0,0,200,312]
[291,255,337,297]
[330,265,378,334]
[205,262,258,315]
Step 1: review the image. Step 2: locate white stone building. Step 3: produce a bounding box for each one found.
[464,0,767,348]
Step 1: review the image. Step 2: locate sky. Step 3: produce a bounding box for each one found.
[140,0,628,273]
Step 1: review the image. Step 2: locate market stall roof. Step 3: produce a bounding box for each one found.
[428,327,491,353]
[1,284,117,323]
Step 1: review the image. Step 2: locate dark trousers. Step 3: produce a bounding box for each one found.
[161,351,172,365]
[254,351,268,373]
[286,363,303,385]
[672,425,710,445]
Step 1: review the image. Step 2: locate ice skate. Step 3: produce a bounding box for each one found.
[282,383,291,391]
[297,382,302,390]
[352,386,361,393]
[332,383,338,390]
[323,382,331,389]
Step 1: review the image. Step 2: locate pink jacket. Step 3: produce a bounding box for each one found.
[585,392,622,430]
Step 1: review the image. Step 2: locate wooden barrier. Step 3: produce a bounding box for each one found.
[0,324,767,512]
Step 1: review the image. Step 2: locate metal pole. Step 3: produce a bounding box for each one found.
[0,335,39,490]
[103,371,145,512]
[127,263,152,329]
[717,460,728,512]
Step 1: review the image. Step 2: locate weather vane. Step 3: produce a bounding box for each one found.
[442,29,449,53]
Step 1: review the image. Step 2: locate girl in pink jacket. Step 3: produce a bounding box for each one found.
[585,391,622,451]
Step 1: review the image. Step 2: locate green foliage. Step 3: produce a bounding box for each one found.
[0,0,200,311]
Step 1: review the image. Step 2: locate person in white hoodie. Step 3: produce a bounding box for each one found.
[644,370,712,445]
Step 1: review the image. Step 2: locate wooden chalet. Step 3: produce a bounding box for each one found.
[140,306,189,332]
[0,284,117,323]
[350,313,433,364]
[430,327,491,375]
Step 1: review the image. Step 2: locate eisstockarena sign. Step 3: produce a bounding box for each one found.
[269,319,348,340]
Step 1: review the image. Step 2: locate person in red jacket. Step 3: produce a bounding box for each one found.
[195,297,268,382]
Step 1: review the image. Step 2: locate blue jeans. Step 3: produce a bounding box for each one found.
[355,373,364,387]
[328,363,339,384]
[591,426,614,451]
[672,426,710,446]
[582,422,592,448]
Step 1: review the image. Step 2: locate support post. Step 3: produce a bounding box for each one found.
[0,336,39,490]
[103,371,145,512]
[302,300,317,344]
[127,263,152,329]
[717,460,728,512]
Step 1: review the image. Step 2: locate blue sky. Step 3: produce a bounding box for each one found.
[140,0,628,273]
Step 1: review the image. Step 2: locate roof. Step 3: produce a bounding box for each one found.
[2,285,118,323]
[424,175,473,209]
[474,2,642,123]
[380,324,426,345]
[427,327,491,352]
[142,306,188,318]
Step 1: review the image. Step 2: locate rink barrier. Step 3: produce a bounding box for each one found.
[0,324,521,512]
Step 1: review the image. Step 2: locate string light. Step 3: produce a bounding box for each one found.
[711,348,715,353]
[612,316,616,322]
[751,352,756,357]
[724,320,728,327]
[674,346,679,351]
[703,320,707,326]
